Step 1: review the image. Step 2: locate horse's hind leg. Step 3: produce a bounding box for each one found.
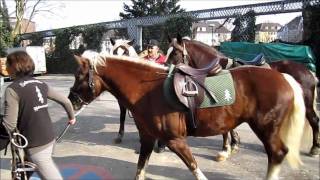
[114,102,126,144]
[250,123,288,180]
[135,134,156,180]
[306,100,320,156]
[167,138,207,180]
[154,139,166,153]
[215,133,231,162]
[230,130,240,153]
[265,140,288,180]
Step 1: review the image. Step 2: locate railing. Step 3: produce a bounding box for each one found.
[19,0,318,49]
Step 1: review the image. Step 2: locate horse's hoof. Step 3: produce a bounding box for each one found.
[231,145,239,154]
[309,146,320,157]
[135,146,140,154]
[113,137,122,144]
[154,146,165,153]
[214,151,228,162]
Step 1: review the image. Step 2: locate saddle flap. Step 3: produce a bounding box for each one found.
[173,73,205,108]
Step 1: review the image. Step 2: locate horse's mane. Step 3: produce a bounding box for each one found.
[81,50,168,73]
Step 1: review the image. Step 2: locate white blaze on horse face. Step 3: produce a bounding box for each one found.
[116,47,125,56]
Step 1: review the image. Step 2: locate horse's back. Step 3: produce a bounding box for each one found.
[270,60,316,87]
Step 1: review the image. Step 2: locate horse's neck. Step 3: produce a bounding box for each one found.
[99,60,164,108]
[188,44,218,68]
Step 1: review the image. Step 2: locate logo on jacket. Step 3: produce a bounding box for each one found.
[35,86,44,103]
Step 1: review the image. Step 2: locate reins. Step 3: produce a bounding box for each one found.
[57,61,96,142]
[56,105,87,142]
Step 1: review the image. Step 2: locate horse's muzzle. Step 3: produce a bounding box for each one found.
[68,91,87,111]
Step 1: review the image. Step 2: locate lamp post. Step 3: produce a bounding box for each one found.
[209,25,214,46]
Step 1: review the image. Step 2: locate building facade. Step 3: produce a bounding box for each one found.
[255,22,282,43]
[277,16,303,43]
[9,17,36,34]
[192,21,231,46]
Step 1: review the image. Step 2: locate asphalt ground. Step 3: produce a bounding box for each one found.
[0,74,319,180]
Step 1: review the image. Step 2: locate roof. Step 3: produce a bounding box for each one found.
[9,17,35,23]
[278,16,302,32]
[192,21,230,33]
[256,22,282,32]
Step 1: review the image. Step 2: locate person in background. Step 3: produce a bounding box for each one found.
[143,39,167,65]
[142,39,167,153]
[2,51,76,180]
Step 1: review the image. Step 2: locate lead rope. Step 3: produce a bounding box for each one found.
[56,105,87,142]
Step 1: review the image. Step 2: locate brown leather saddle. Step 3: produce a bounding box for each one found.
[172,58,221,129]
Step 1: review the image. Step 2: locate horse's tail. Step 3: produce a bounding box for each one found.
[312,72,319,117]
[280,74,306,168]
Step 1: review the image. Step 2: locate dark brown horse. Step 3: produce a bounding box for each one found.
[109,39,138,143]
[68,51,306,179]
[109,39,166,153]
[166,36,319,157]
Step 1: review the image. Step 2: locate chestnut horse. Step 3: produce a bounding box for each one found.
[166,36,319,157]
[68,52,306,179]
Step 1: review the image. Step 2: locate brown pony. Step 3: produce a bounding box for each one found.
[109,39,138,143]
[166,36,319,157]
[68,52,305,179]
[109,39,166,153]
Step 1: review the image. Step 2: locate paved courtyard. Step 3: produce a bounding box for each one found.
[0,75,319,180]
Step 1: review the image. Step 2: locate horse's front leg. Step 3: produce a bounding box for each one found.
[114,102,126,144]
[167,138,207,180]
[215,133,231,162]
[135,134,156,180]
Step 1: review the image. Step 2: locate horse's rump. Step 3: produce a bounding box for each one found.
[189,66,295,137]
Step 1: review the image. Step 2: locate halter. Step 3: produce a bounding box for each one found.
[182,42,190,65]
[166,41,190,65]
[88,63,95,95]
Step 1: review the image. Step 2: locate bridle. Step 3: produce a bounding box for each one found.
[181,42,190,65]
[167,39,191,65]
[70,62,96,106]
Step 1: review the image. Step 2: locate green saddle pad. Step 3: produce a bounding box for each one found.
[200,70,235,108]
[164,67,236,109]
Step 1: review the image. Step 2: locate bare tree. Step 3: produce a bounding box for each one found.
[10,0,63,40]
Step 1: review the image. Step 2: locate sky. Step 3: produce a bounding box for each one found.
[7,0,301,31]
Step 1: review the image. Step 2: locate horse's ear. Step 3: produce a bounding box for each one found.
[177,33,183,44]
[110,38,115,46]
[128,39,135,46]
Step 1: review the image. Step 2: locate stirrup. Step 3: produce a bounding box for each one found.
[182,81,198,96]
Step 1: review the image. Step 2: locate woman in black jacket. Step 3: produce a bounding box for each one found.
[2,51,76,180]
